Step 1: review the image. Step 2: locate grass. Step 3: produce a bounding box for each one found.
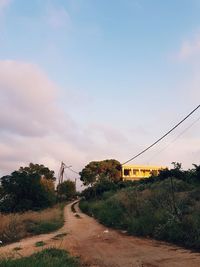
[80,178,200,251]
[35,241,46,247]
[27,220,63,235]
[0,248,81,267]
[0,203,65,245]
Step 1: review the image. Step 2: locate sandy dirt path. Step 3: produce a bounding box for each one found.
[1,201,200,267]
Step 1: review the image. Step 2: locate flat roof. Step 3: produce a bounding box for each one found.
[122,165,167,169]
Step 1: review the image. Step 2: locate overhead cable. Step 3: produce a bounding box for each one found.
[68,167,80,175]
[148,116,200,162]
[122,104,200,165]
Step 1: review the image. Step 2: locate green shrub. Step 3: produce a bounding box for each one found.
[81,176,200,250]
[0,248,80,267]
[93,198,126,228]
[79,201,90,215]
[35,241,46,247]
[27,220,63,235]
[79,164,200,250]
[189,188,200,201]
[101,190,116,200]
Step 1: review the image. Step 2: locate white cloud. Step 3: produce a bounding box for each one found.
[0,60,130,183]
[0,60,79,176]
[176,33,200,60]
[0,60,66,137]
[0,59,199,184]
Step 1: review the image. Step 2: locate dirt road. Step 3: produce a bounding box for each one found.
[1,201,200,267]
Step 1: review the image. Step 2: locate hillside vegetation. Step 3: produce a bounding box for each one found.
[80,163,200,250]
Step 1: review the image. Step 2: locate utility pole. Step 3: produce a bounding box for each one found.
[58,162,72,185]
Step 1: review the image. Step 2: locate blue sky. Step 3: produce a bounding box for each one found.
[0,0,200,179]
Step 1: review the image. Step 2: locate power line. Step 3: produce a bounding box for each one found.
[62,162,80,175]
[148,116,200,162]
[122,104,200,165]
[68,167,80,175]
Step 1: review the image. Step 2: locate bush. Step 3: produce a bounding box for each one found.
[96,198,126,228]
[81,179,137,200]
[80,176,200,250]
[0,169,56,213]
[57,181,76,202]
[79,201,90,215]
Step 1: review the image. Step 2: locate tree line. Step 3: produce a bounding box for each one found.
[0,163,76,213]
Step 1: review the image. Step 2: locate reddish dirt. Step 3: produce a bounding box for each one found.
[1,202,200,267]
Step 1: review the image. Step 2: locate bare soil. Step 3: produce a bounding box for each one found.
[1,202,200,267]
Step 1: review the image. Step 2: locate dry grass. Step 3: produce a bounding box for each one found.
[0,204,64,245]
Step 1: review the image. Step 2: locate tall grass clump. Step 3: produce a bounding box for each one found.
[0,204,65,244]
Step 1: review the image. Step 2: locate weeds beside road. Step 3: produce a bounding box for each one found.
[80,177,200,251]
[0,203,65,245]
[0,248,81,267]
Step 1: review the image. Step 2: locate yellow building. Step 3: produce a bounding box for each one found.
[122,165,166,181]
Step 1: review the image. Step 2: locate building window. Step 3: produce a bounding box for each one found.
[124,169,130,176]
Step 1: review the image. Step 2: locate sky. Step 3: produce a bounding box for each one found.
[0,0,200,184]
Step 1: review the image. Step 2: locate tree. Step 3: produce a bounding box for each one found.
[192,164,200,177]
[0,164,56,213]
[19,163,56,181]
[80,159,121,186]
[157,162,184,181]
[57,180,76,201]
[188,164,200,182]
